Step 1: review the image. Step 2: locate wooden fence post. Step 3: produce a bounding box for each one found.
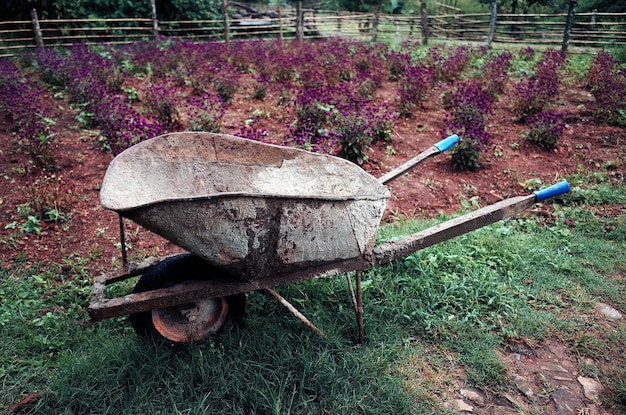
[150,0,159,38]
[31,8,44,48]
[222,0,230,44]
[296,1,303,40]
[487,0,497,48]
[371,3,381,42]
[561,0,576,53]
[420,1,428,45]
[277,1,283,40]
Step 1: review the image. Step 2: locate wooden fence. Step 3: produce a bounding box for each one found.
[1,7,625,58]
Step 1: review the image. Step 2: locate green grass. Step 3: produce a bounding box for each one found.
[1,179,625,414]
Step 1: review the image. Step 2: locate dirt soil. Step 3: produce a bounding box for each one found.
[1,74,625,414]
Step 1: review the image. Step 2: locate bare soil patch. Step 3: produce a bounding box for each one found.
[1,70,625,414]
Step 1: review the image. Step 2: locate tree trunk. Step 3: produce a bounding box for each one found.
[277,0,283,40]
[420,1,428,45]
[487,0,497,48]
[296,1,303,41]
[371,3,381,42]
[31,8,44,48]
[562,0,577,53]
[150,0,159,39]
[222,0,230,44]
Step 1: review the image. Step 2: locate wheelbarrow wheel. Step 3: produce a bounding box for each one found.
[129,253,246,343]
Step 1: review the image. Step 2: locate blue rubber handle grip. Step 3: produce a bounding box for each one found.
[434,134,460,152]
[534,180,571,202]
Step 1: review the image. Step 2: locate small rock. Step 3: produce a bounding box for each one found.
[577,376,604,403]
[512,374,537,398]
[552,387,583,415]
[503,392,526,410]
[460,388,485,406]
[489,406,519,415]
[596,302,623,320]
[444,399,474,413]
[453,399,474,413]
[540,362,569,373]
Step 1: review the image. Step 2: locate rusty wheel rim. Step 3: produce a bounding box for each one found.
[151,297,228,343]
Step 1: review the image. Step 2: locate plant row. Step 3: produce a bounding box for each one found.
[3,39,625,170]
[0,59,55,170]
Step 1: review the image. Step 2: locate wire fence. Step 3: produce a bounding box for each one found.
[1,7,625,58]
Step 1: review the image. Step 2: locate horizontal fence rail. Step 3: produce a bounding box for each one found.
[1,9,625,57]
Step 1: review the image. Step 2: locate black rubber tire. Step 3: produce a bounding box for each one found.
[129,253,246,342]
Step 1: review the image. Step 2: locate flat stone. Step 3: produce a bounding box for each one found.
[540,362,569,373]
[512,374,537,398]
[444,399,474,412]
[596,302,623,320]
[460,388,485,406]
[503,392,526,410]
[577,376,605,403]
[489,406,519,415]
[553,375,576,382]
[552,387,583,415]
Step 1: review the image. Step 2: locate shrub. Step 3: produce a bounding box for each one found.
[398,64,433,117]
[212,62,240,104]
[442,79,495,171]
[512,49,565,121]
[585,49,626,126]
[145,83,181,129]
[526,111,566,150]
[236,123,269,143]
[333,105,379,165]
[386,51,411,81]
[0,59,56,170]
[482,51,513,94]
[186,93,225,133]
[293,86,337,134]
[284,119,338,154]
[517,46,536,61]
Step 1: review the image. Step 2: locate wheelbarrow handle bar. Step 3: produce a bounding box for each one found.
[534,180,570,202]
[372,180,571,266]
[378,134,460,185]
[434,134,460,152]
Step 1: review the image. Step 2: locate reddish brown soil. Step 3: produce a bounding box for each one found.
[1,76,624,271]
[0,69,625,414]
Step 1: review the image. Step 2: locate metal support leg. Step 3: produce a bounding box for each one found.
[355,270,365,346]
[118,214,128,268]
[266,288,325,338]
[346,271,365,346]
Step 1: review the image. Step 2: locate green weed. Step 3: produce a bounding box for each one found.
[2,182,625,413]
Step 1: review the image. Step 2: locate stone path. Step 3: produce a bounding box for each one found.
[443,302,623,414]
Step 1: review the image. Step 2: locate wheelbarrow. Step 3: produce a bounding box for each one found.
[88,132,570,344]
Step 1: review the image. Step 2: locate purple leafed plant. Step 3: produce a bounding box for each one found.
[526,111,566,150]
[236,123,269,143]
[333,102,396,165]
[398,64,434,117]
[211,62,240,104]
[512,49,565,122]
[386,51,411,81]
[284,119,338,155]
[585,49,626,126]
[517,46,536,61]
[0,59,56,170]
[145,83,182,129]
[482,51,513,94]
[442,79,495,171]
[35,45,163,155]
[186,93,225,133]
